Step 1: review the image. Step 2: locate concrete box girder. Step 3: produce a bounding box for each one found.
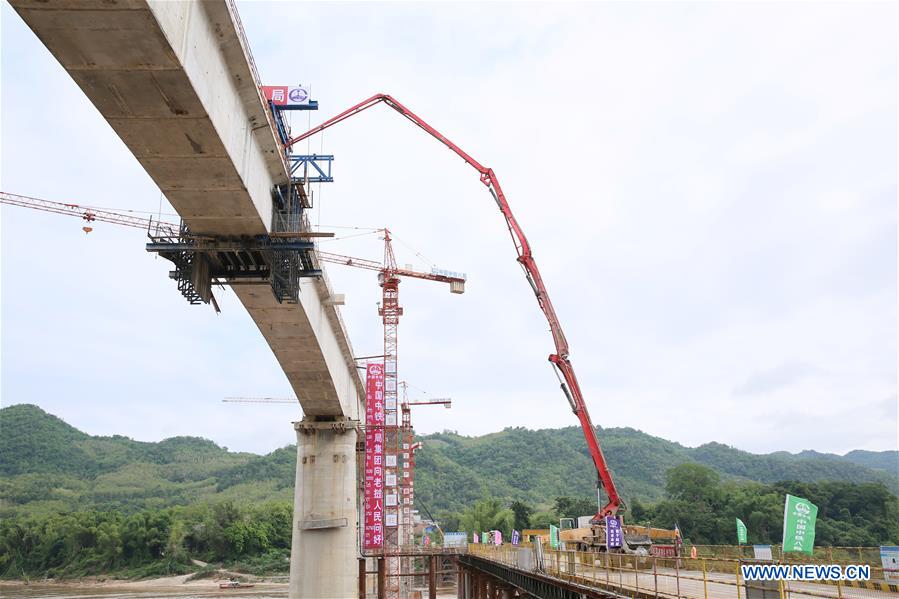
[12,0,147,10]
[106,118,227,158]
[16,9,178,70]
[10,0,363,418]
[70,70,207,118]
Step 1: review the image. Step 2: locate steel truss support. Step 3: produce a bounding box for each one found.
[146,182,321,309]
[290,154,335,183]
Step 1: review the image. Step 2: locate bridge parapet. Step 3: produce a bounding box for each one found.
[465,545,897,599]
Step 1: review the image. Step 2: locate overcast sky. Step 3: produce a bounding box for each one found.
[2,1,896,457]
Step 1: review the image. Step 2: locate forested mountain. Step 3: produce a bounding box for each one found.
[1,404,896,518]
[1,404,897,579]
[412,429,897,513]
[0,404,290,517]
[798,449,899,474]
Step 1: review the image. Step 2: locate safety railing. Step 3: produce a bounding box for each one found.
[686,546,887,567]
[468,544,898,599]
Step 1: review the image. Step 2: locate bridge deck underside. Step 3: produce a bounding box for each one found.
[11,0,361,417]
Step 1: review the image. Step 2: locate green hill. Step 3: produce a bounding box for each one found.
[412,428,898,513]
[1,404,896,518]
[0,404,286,517]
[797,449,899,475]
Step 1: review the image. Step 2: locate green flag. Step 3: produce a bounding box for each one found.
[481,532,488,545]
[549,524,560,549]
[782,494,818,554]
[736,518,748,545]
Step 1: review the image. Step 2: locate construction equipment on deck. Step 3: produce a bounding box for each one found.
[286,93,622,521]
[560,522,679,554]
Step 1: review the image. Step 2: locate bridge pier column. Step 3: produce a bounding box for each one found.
[478,573,488,599]
[289,420,358,599]
[497,584,516,599]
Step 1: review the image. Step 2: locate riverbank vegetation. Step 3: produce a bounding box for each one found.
[0,501,291,580]
[441,465,899,546]
[2,406,896,580]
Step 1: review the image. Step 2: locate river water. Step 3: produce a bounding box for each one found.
[0,587,288,599]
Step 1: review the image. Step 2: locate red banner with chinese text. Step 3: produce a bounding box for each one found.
[363,364,385,550]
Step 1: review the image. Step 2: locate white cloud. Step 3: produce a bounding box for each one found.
[1,1,895,456]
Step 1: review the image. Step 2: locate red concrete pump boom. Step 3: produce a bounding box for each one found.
[287,94,621,519]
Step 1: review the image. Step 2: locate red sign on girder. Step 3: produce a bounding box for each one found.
[261,85,310,106]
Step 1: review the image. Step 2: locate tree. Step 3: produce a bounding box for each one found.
[458,499,514,537]
[529,511,557,529]
[665,464,721,505]
[438,511,462,533]
[628,498,648,524]
[553,496,596,522]
[510,501,533,531]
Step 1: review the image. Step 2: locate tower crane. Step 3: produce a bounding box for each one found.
[2,189,466,572]
[398,381,451,539]
[286,93,622,519]
[0,191,179,236]
[326,229,464,595]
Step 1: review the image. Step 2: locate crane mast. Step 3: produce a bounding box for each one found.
[288,94,622,518]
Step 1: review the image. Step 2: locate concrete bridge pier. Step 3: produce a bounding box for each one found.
[289,420,359,599]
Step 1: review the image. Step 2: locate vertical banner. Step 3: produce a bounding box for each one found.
[363,364,385,550]
[494,531,502,545]
[880,546,899,583]
[549,524,560,549]
[782,494,818,554]
[736,518,748,545]
[605,516,623,549]
[511,530,521,545]
[472,531,479,544]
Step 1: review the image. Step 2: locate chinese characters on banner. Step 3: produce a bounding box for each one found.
[605,516,623,549]
[736,518,748,545]
[511,530,521,545]
[782,494,818,554]
[260,85,310,106]
[363,364,385,550]
[549,524,560,549]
